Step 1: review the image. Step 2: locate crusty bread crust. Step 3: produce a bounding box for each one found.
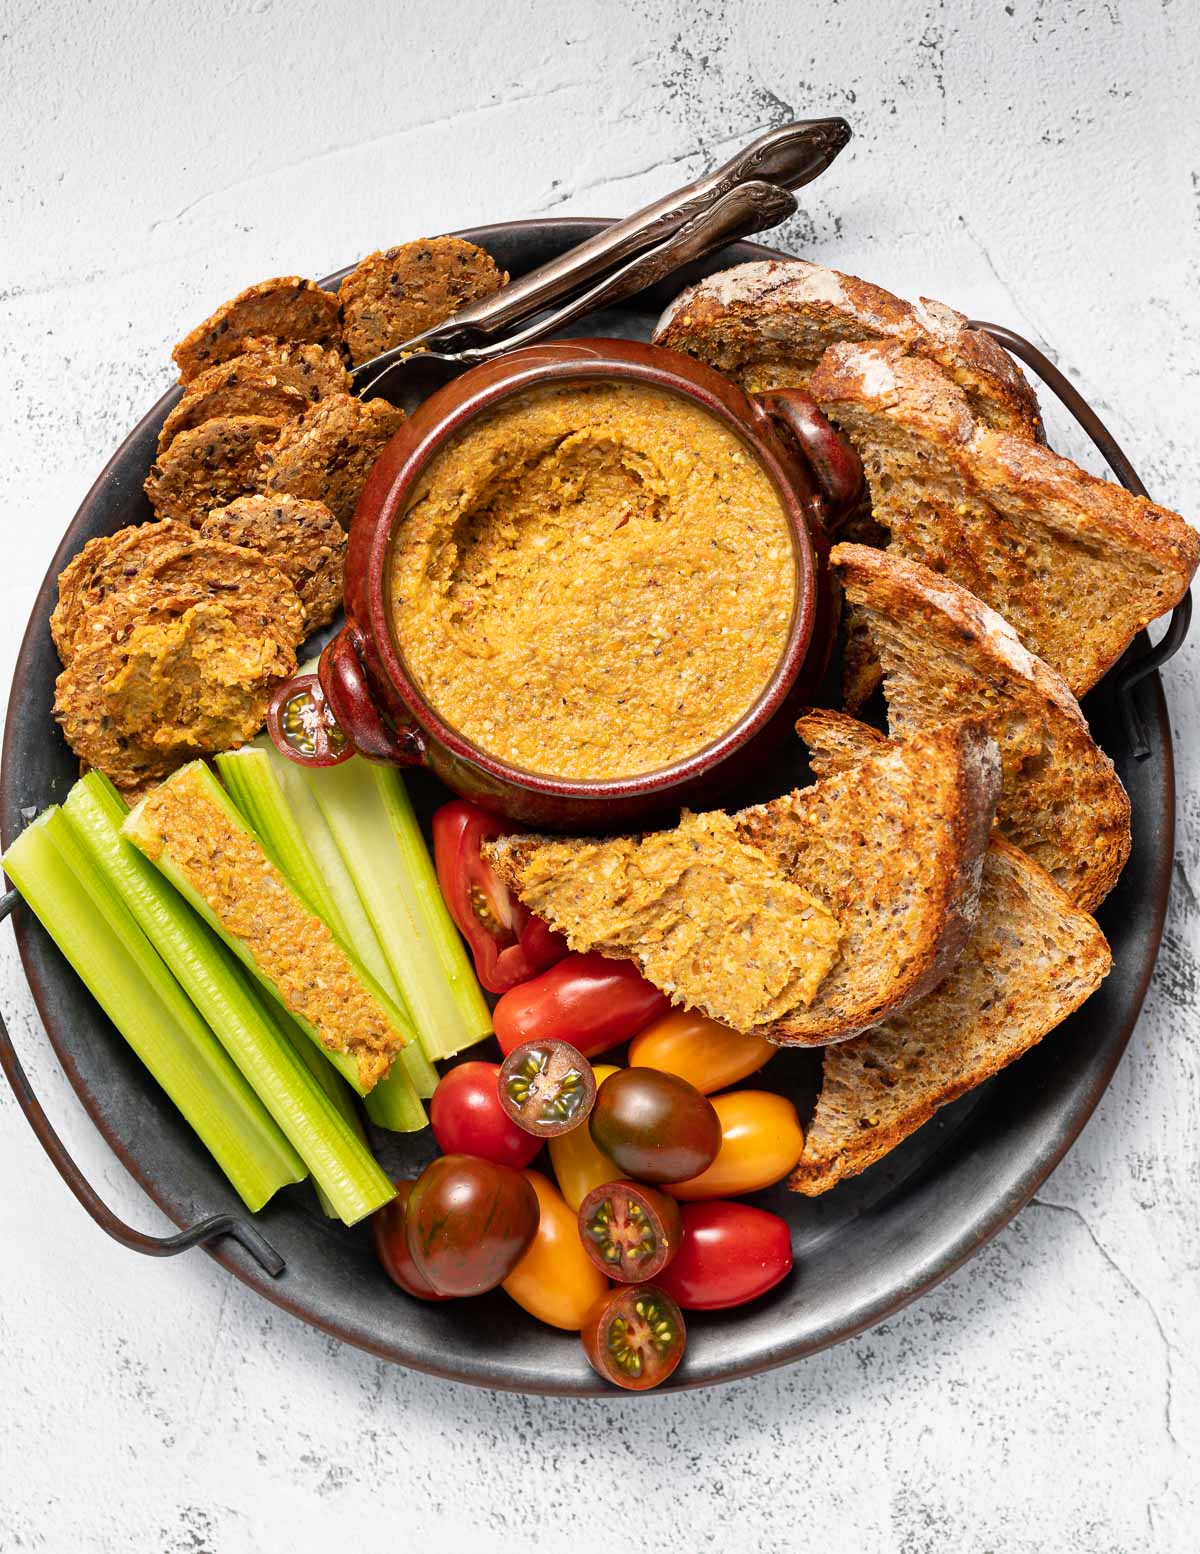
[653,258,1043,438]
[487,718,1001,1045]
[791,837,1111,1193]
[789,709,1111,1194]
[833,543,1131,912]
[813,341,1200,697]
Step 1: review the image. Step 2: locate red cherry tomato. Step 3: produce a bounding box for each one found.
[373,1181,451,1302]
[494,952,671,1058]
[433,800,566,993]
[655,1201,793,1311]
[430,1061,541,1169]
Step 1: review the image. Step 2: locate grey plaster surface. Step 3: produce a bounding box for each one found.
[1,3,1197,1550]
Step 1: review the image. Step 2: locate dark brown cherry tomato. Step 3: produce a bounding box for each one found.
[405,1154,540,1297]
[372,1181,451,1302]
[655,1201,793,1310]
[430,1061,541,1169]
[589,1066,721,1184]
[494,952,671,1059]
[433,800,566,994]
[498,1039,597,1137]
[578,1180,682,1283]
[581,1283,686,1391]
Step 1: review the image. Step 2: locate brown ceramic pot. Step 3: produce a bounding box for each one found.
[269,339,860,830]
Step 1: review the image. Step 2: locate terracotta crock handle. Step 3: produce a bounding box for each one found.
[319,626,425,767]
[753,387,864,525]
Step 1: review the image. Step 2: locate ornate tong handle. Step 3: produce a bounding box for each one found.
[357,180,798,400]
[364,116,850,363]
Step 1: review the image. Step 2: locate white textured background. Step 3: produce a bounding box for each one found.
[2,3,1198,1550]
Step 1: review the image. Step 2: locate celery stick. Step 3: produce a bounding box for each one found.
[216,746,438,1102]
[2,808,303,1213]
[122,763,423,1139]
[63,774,395,1223]
[243,978,375,1219]
[303,758,493,1063]
[374,767,494,1055]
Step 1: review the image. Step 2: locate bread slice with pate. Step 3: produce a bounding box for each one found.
[833,543,1131,913]
[485,718,1000,1045]
[652,257,1043,438]
[789,709,1112,1195]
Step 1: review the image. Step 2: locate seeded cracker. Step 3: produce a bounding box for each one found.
[202,494,346,628]
[157,370,307,455]
[144,415,283,525]
[339,238,507,365]
[172,277,343,383]
[51,520,196,665]
[258,393,405,527]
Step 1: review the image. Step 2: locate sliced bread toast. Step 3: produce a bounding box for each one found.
[652,258,1043,438]
[811,341,1200,698]
[832,543,1131,912]
[792,706,1111,1194]
[485,719,1000,1045]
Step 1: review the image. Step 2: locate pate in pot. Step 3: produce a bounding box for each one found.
[387,379,797,781]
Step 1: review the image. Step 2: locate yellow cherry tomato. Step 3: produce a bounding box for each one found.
[502,1169,608,1330]
[548,1064,621,1211]
[667,1091,804,1200]
[628,1009,775,1095]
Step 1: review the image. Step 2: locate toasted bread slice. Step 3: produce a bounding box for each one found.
[812,341,1199,698]
[790,706,1111,1194]
[833,543,1130,912]
[486,719,1000,1044]
[653,258,1042,438]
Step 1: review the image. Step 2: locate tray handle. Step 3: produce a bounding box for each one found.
[968,320,1192,760]
[0,887,284,1276]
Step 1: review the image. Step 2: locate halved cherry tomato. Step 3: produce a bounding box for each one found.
[667,1091,804,1200]
[372,1181,451,1302]
[581,1284,686,1391]
[498,1039,596,1137]
[628,1009,775,1094]
[433,800,566,994]
[502,1169,608,1330]
[406,1155,540,1297]
[578,1180,682,1282]
[494,953,671,1058]
[430,1061,541,1169]
[589,1066,721,1184]
[548,1064,621,1210]
[655,1201,792,1310]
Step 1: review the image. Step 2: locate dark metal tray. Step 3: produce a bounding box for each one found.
[0,220,1179,1394]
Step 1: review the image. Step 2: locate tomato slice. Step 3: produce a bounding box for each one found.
[581,1284,686,1391]
[498,1039,597,1137]
[432,800,566,993]
[493,952,671,1058]
[578,1180,682,1283]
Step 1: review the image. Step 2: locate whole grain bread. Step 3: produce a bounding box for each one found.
[833,543,1131,912]
[653,258,1043,438]
[486,718,1001,1045]
[791,709,1111,1194]
[812,341,1200,699]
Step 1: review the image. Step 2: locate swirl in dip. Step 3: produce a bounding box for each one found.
[388,379,797,780]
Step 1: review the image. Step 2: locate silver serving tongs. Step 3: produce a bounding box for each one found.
[352,116,850,406]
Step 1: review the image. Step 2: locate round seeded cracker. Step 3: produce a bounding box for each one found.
[171,277,343,382]
[338,238,507,366]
